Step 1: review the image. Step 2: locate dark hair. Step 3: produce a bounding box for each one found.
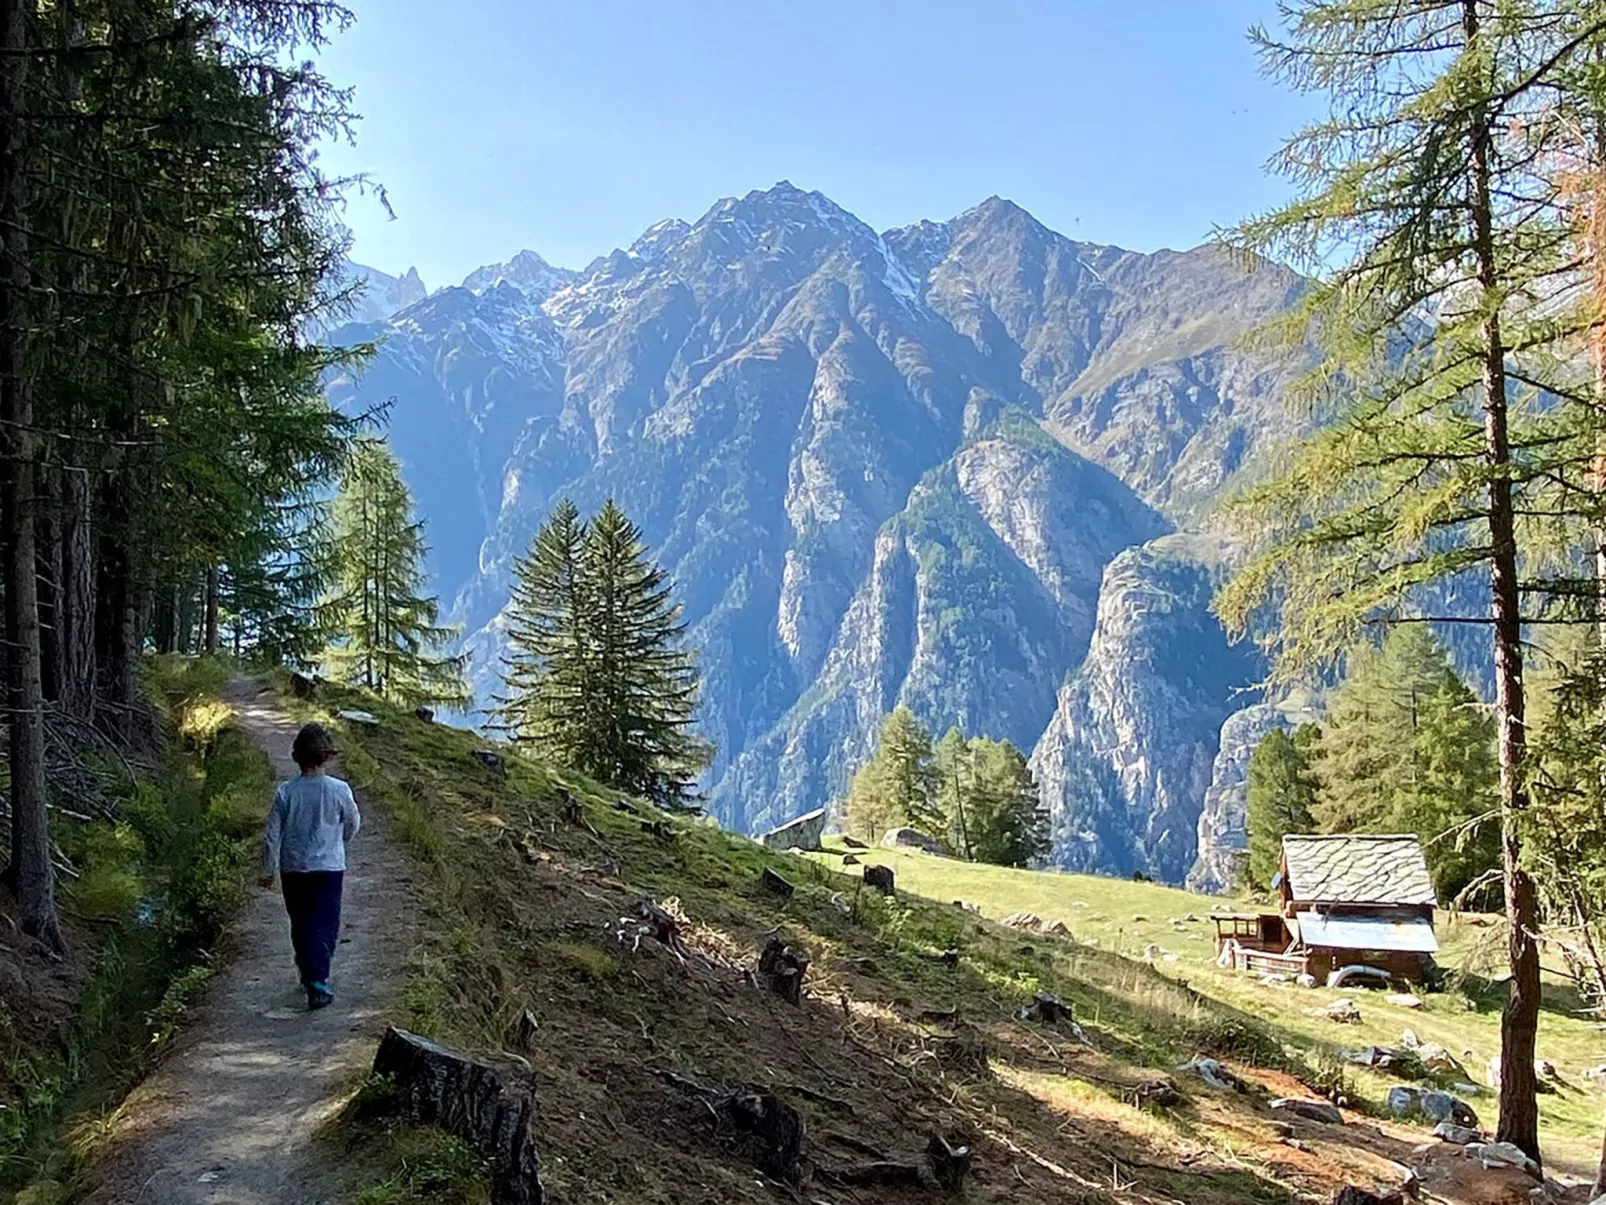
[291,723,338,770]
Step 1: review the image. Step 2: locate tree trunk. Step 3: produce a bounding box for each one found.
[203,564,219,653]
[36,463,61,703]
[59,460,93,720]
[1464,0,1539,1165]
[0,0,60,948]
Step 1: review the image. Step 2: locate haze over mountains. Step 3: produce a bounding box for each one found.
[322,181,1314,888]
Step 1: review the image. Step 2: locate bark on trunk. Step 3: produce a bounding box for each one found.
[37,462,61,703]
[203,564,219,653]
[58,461,92,717]
[0,0,60,948]
[1464,0,1540,1166]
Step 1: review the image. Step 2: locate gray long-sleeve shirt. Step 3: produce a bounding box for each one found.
[262,773,361,877]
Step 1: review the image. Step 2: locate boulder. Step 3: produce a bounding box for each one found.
[1177,1056,1248,1093]
[1416,1042,1461,1073]
[1385,993,1423,1009]
[336,708,379,726]
[1002,912,1044,930]
[842,854,860,866]
[863,864,895,896]
[371,1027,544,1205]
[1419,1091,1478,1128]
[841,836,868,850]
[1433,1122,1482,1145]
[1467,1141,1541,1179]
[1387,1086,1423,1117]
[1296,973,1318,989]
[1270,1098,1344,1124]
[881,826,944,854]
[1323,998,1362,1024]
[757,807,827,851]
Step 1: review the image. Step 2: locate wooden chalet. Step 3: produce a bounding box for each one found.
[1212,834,1440,984]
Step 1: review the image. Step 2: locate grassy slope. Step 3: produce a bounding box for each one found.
[283,679,1596,1205]
[812,842,1606,1175]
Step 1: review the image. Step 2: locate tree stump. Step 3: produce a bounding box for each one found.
[472,749,507,778]
[932,1025,990,1076]
[290,670,316,699]
[641,819,673,844]
[513,1008,539,1052]
[717,1091,805,1181]
[926,1133,972,1192]
[863,864,895,896]
[841,853,860,866]
[757,936,808,1005]
[1020,992,1075,1026]
[760,867,795,898]
[371,1027,544,1205]
[414,706,435,723]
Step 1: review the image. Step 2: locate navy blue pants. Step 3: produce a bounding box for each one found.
[281,870,344,988]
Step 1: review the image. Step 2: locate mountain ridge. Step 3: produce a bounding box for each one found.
[324,181,1312,885]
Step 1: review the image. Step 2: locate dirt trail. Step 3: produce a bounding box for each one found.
[85,680,418,1205]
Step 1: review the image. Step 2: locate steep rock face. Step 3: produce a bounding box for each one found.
[1186,699,1322,893]
[1029,535,1263,883]
[715,418,1167,832]
[326,184,1313,865]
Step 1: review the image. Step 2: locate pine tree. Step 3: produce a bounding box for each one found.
[844,708,940,843]
[493,499,591,758]
[1211,4,1606,1159]
[324,439,467,709]
[1245,725,1320,890]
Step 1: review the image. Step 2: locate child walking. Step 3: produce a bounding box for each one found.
[260,723,361,1011]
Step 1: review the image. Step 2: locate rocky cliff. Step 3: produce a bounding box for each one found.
[325,183,1314,880]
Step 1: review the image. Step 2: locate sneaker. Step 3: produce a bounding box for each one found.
[307,982,335,1010]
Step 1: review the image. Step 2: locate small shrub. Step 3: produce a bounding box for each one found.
[66,864,142,923]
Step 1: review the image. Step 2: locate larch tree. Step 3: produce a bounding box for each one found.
[844,707,941,844]
[1244,725,1320,890]
[1216,1,1606,1162]
[324,439,467,709]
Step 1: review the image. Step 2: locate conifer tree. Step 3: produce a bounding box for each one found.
[324,439,467,709]
[1213,3,1606,1159]
[961,737,1051,867]
[578,500,707,803]
[1313,629,1499,904]
[493,499,591,757]
[1245,725,1320,890]
[844,708,941,843]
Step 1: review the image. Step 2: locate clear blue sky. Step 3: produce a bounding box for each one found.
[314,1,1311,287]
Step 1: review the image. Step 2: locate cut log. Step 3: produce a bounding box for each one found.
[760,867,795,898]
[757,936,808,1005]
[371,1027,544,1205]
[926,1133,972,1192]
[863,864,895,896]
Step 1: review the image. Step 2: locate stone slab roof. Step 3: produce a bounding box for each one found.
[1281,834,1436,907]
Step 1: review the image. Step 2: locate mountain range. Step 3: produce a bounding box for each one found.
[321,181,1317,888]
